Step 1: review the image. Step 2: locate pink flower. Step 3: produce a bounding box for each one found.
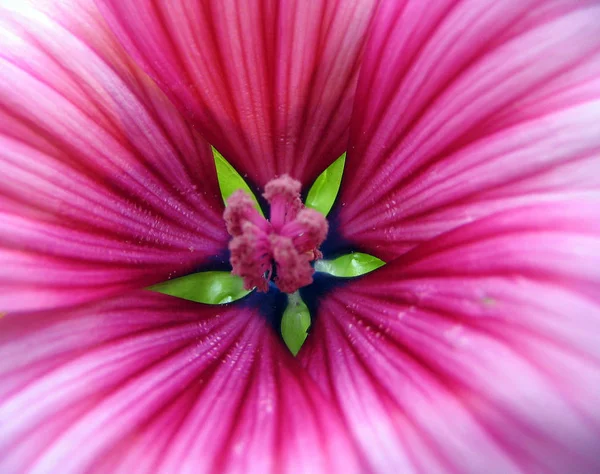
[1,0,600,473]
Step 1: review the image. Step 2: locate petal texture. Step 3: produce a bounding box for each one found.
[335,0,600,260]
[0,0,228,312]
[97,0,377,188]
[0,291,361,474]
[301,199,600,473]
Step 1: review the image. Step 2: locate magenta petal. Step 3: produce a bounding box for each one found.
[97,0,377,187]
[0,1,228,312]
[300,199,600,472]
[336,0,600,260]
[0,291,361,473]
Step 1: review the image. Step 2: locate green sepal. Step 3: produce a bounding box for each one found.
[305,153,346,216]
[281,292,311,356]
[212,147,263,215]
[314,252,385,277]
[148,271,250,305]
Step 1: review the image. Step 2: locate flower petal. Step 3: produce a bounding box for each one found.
[0,0,229,312]
[0,291,361,473]
[96,0,377,188]
[300,199,600,473]
[335,0,600,260]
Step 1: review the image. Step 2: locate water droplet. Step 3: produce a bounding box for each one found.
[233,442,244,455]
[481,296,496,307]
[444,325,468,347]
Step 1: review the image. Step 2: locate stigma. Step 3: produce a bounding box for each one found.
[224,175,328,294]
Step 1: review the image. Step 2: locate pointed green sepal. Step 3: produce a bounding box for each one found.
[212,147,263,215]
[314,252,385,278]
[148,271,250,304]
[281,292,311,356]
[305,153,346,216]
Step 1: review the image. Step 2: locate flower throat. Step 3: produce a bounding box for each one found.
[224,175,328,294]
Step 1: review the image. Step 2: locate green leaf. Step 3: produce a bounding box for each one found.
[148,271,250,304]
[281,292,311,356]
[212,147,263,215]
[305,153,346,216]
[314,252,385,277]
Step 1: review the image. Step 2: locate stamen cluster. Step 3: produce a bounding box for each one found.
[224,175,328,293]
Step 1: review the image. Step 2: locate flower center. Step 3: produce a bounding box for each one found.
[224,175,328,294]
